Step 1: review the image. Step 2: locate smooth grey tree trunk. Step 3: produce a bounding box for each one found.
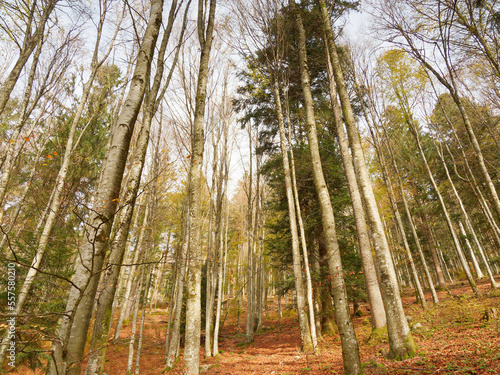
[458,221,483,279]
[183,0,216,373]
[0,4,123,362]
[84,2,184,370]
[47,1,163,372]
[318,0,416,360]
[385,175,427,309]
[418,209,447,288]
[134,264,154,375]
[245,127,255,344]
[0,0,58,116]
[284,89,319,349]
[294,3,361,373]
[271,77,313,351]
[114,204,150,341]
[325,48,387,330]
[434,141,498,288]
[126,267,145,375]
[408,125,478,295]
[165,214,189,368]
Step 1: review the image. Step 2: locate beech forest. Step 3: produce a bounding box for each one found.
[0,0,499,374]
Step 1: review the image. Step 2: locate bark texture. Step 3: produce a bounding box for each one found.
[317,0,416,360]
[47,1,163,372]
[294,3,361,373]
[183,0,216,373]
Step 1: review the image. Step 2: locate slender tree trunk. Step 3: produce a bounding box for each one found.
[385,175,427,309]
[458,221,483,278]
[418,209,447,288]
[134,264,154,375]
[325,46,386,330]
[284,87,319,348]
[245,127,255,344]
[400,196,439,303]
[411,130,478,295]
[183,1,216,373]
[434,141,498,288]
[126,268,145,375]
[270,76,313,351]
[318,0,416,360]
[311,239,323,337]
[0,0,58,116]
[165,216,189,368]
[115,203,151,340]
[213,191,229,356]
[294,3,360,372]
[47,2,163,372]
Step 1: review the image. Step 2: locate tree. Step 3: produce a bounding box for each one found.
[182,0,216,373]
[0,0,59,116]
[318,0,417,360]
[47,0,164,372]
[293,2,361,372]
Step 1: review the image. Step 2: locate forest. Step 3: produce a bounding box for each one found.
[0,0,499,374]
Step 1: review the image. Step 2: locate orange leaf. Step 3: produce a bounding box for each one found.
[186,155,191,159]
[53,151,57,155]
[24,137,30,142]
[47,154,52,159]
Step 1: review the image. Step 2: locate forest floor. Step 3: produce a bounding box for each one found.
[6,276,500,374]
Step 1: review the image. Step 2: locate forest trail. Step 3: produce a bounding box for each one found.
[8,277,500,375]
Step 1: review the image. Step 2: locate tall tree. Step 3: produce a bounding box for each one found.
[0,0,59,116]
[183,0,217,373]
[318,0,417,360]
[293,2,361,373]
[47,0,164,372]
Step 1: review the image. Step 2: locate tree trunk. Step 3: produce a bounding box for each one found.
[325,45,386,330]
[405,122,479,296]
[318,0,416,360]
[435,141,498,288]
[284,86,319,348]
[294,3,361,372]
[126,267,145,375]
[47,2,163,372]
[270,76,313,351]
[134,265,154,375]
[165,215,189,368]
[418,209,447,288]
[0,0,58,116]
[458,221,483,279]
[183,0,216,373]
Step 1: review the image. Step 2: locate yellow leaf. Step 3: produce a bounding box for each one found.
[9,139,14,144]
